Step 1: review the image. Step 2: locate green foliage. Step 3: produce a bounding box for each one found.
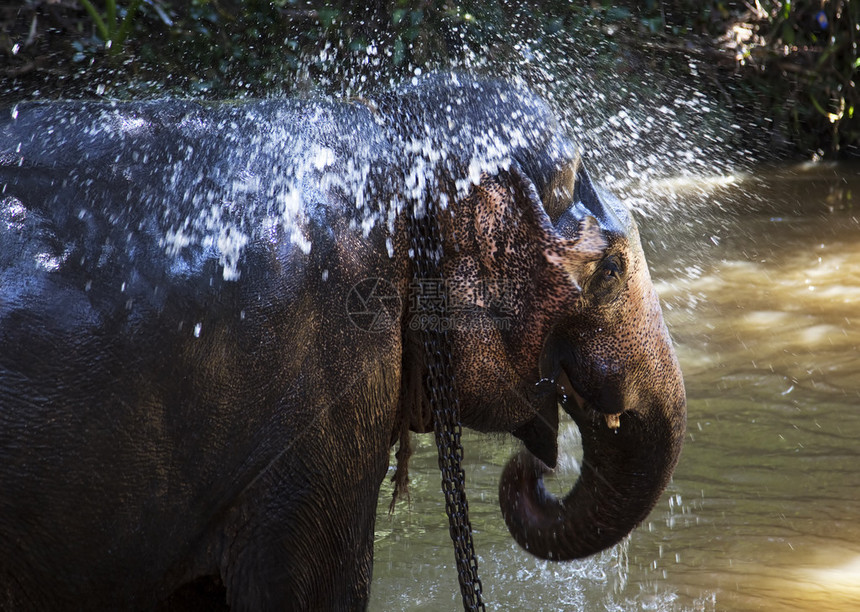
[114,0,605,97]
[78,0,144,52]
[2,0,857,157]
[626,0,859,157]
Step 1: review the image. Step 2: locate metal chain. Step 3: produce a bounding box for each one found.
[408,198,486,611]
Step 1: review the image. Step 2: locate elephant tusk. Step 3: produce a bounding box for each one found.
[605,413,621,430]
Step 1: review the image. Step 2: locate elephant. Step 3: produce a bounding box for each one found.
[0,75,686,610]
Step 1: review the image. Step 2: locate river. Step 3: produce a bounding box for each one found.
[370,162,860,611]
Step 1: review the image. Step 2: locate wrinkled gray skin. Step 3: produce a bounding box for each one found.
[0,76,685,610]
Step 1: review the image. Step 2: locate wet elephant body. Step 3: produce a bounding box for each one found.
[1,99,403,610]
[0,76,685,610]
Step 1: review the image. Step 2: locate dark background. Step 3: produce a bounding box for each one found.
[1,1,858,159]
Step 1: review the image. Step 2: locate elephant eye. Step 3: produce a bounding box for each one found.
[600,255,623,280]
[589,254,624,299]
[602,258,621,279]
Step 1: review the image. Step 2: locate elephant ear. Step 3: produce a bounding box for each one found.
[471,174,516,273]
[468,162,605,294]
[442,163,606,346]
[543,215,604,289]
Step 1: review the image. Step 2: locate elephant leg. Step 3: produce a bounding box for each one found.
[220,422,392,611]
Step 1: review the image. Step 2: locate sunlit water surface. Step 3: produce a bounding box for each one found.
[370,163,860,611]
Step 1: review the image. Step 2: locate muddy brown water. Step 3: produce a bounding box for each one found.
[370,163,860,611]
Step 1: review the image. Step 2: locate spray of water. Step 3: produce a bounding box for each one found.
[3,6,762,287]
[276,9,758,201]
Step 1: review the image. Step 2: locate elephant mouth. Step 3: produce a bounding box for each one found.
[557,369,623,432]
[513,366,623,469]
[556,369,622,442]
[555,369,579,413]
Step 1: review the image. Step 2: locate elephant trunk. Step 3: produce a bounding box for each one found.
[498,392,684,561]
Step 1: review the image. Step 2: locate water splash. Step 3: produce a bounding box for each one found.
[3,7,758,285]
[3,75,595,281]
[276,11,754,214]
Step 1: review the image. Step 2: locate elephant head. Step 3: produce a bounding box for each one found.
[411,154,686,561]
